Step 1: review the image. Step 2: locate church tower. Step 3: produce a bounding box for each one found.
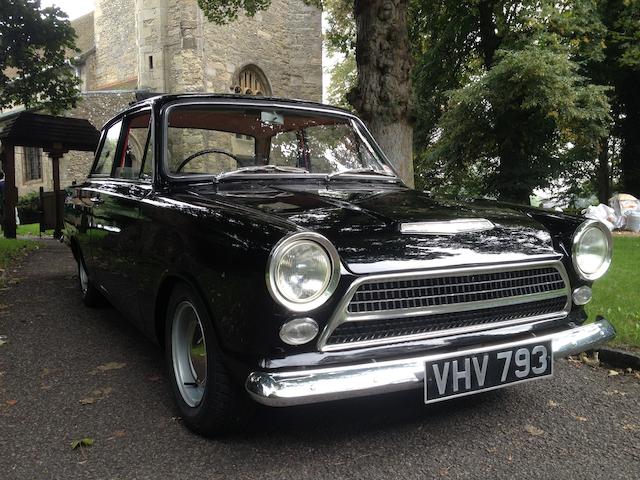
[91,0,322,101]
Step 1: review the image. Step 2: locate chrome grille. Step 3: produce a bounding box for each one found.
[319,261,571,351]
[347,267,565,314]
[327,297,566,346]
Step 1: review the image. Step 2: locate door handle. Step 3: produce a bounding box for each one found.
[90,195,104,205]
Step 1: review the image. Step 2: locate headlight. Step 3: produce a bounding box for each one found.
[572,221,612,281]
[267,232,341,311]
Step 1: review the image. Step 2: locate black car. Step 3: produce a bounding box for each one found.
[64,94,615,436]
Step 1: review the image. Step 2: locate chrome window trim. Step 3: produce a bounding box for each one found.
[266,232,342,312]
[571,220,613,281]
[159,99,402,184]
[317,259,572,352]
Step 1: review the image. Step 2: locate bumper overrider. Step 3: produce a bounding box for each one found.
[246,318,615,407]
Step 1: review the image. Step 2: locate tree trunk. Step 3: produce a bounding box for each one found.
[597,137,611,204]
[620,109,640,197]
[348,0,414,187]
[477,0,500,69]
[368,118,414,183]
[492,108,532,204]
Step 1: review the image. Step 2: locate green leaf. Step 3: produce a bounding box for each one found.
[71,438,94,449]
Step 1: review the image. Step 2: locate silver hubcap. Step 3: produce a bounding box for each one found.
[79,260,89,294]
[171,301,207,407]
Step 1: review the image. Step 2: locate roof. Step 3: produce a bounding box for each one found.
[69,12,95,57]
[0,111,100,152]
[130,93,353,116]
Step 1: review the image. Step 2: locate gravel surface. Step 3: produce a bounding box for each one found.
[1,240,639,480]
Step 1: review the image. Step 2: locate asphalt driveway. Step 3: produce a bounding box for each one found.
[1,240,639,480]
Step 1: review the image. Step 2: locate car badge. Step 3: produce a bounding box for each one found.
[400,219,495,235]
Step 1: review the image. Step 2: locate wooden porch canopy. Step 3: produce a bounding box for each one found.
[0,111,100,239]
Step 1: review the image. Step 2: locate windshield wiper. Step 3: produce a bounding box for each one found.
[326,168,398,180]
[214,165,310,182]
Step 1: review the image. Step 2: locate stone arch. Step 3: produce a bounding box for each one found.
[230,64,272,96]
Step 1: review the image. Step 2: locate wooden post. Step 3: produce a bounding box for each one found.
[1,142,17,239]
[43,143,69,239]
[51,152,62,239]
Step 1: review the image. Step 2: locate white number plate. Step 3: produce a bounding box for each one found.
[424,340,553,403]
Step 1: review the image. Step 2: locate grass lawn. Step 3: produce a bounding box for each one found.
[587,235,640,348]
[0,223,54,237]
[16,223,54,236]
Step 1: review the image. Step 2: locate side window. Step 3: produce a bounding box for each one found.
[115,113,152,180]
[92,120,123,176]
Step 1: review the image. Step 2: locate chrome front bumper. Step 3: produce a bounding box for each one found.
[246,319,615,407]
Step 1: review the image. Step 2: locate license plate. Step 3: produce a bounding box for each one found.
[424,340,553,404]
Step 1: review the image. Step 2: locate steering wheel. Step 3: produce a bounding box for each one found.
[175,148,239,173]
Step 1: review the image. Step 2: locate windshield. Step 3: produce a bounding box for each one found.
[165,105,394,178]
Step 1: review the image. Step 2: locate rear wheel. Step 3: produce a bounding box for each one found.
[77,254,104,307]
[165,283,253,436]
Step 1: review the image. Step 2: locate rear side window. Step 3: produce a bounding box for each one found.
[116,113,152,180]
[92,120,123,176]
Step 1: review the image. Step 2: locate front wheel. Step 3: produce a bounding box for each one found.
[77,255,104,307]
[165,283,254,436]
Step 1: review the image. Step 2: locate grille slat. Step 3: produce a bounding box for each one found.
[325,265,569,348]
[348,279,564,307]
[327,297,567,346]
[347,267,565,314]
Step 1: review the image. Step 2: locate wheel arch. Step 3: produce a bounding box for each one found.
[153,272,217,350]
[68,236,81,262]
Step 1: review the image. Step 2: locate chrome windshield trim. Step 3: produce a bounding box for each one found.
[317,259,572,352]
[160,100,402,185]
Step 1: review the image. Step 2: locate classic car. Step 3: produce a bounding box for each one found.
[64,94,615,436]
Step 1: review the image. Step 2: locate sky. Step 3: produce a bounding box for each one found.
[41,0,95,20]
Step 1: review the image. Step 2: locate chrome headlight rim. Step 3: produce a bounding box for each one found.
[266,232,341,312]
[572,220,612,282]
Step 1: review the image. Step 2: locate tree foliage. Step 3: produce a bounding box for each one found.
[0,0,79,114]
[200,0,636,201]
[411,1,611,202]
[423,44,610,200]
[593,0,640,196]
[197,0,321,24]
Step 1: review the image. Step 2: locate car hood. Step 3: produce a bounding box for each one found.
[186,185,561,274]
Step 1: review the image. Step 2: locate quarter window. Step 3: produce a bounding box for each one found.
[116,113,152,180]
[92,120,123,177]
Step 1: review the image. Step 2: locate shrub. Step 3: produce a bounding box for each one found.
[17,192,40,225]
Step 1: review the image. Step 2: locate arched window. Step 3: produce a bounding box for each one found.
[231,65,271,96]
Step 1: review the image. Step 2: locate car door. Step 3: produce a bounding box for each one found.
[88,110,153,324]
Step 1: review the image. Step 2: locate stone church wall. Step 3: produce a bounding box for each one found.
[130,0,322,100]
[198,0,322,101]
[94,0,139,89]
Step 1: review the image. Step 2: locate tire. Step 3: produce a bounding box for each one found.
[77,254,104,307]
[165,282,254,436]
